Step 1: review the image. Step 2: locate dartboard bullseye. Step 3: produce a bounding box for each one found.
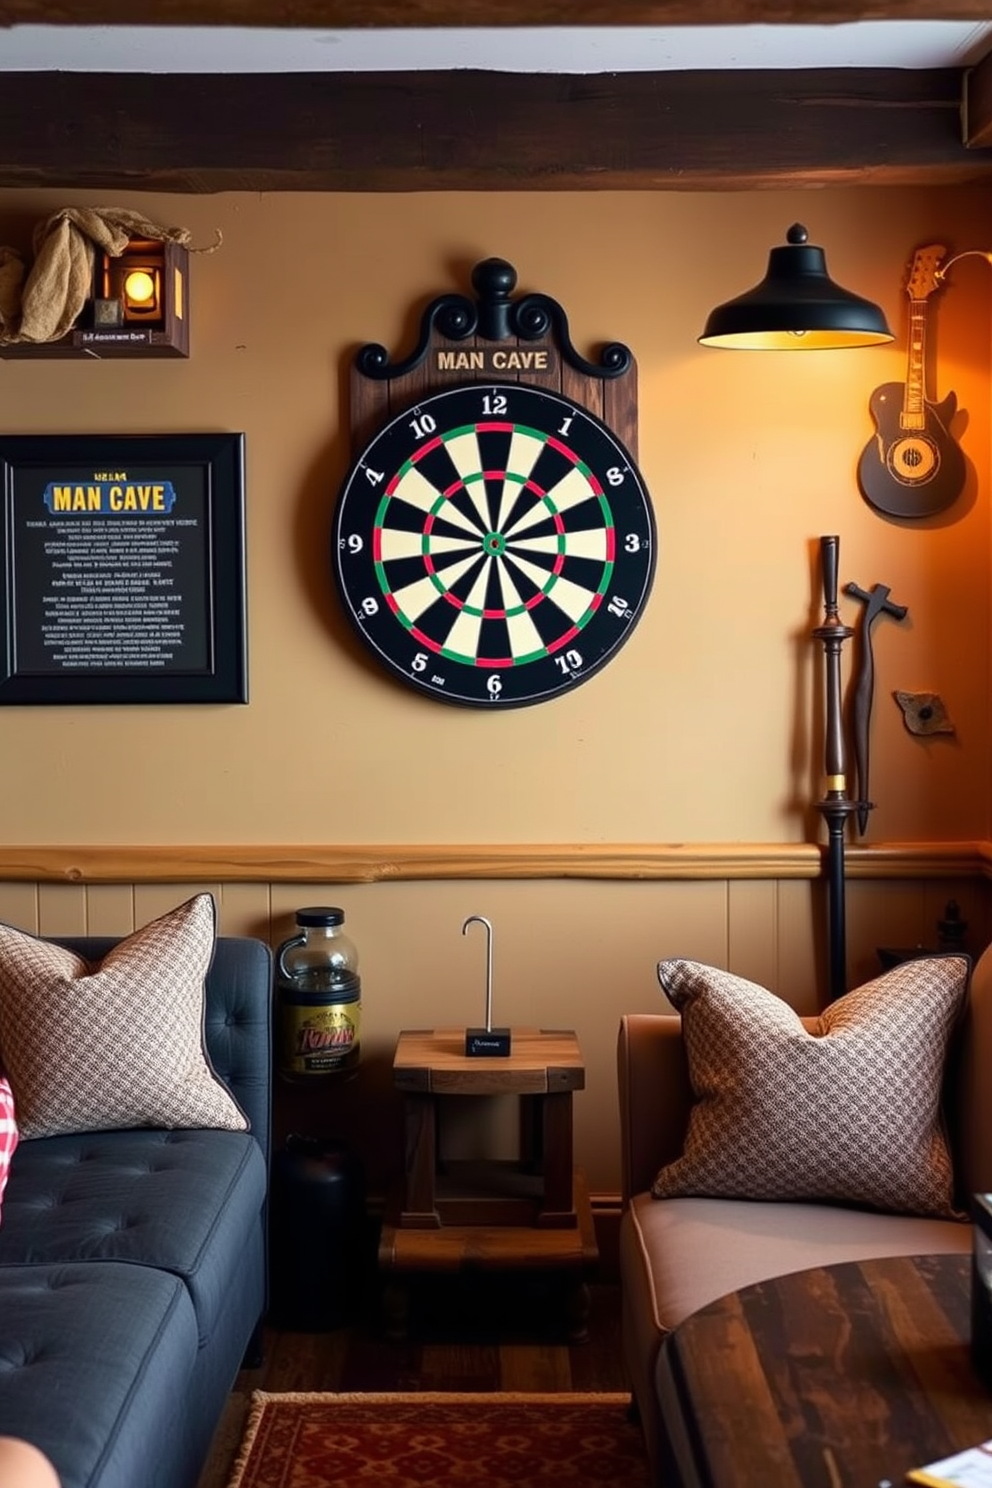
[333,383,656,708]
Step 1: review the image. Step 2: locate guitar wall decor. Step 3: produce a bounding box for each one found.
[857,244,966,519]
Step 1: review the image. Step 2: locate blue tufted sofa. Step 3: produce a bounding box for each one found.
[0,934,271,1488]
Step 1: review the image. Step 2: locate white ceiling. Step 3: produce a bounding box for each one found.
[2,19,992,73]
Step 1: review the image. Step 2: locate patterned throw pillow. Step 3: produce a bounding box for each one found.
[0,1076,17,1217]
[0,894,247,1140]
[653,956,970,1218]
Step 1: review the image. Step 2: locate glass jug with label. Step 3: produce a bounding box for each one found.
[276,906,361,1079]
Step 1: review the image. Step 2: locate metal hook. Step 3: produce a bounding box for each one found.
[462,914,494,1031]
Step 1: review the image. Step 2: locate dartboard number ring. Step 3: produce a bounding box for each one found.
[333,382,656,708]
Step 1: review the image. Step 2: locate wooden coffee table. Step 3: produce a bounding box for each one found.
[657,1253,987,1488]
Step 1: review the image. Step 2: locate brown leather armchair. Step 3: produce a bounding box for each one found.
[617,946,992,1482]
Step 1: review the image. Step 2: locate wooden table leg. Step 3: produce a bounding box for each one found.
[401,1092,440,1227]
[538,1090,575,1226]
[519,1091,540,1172]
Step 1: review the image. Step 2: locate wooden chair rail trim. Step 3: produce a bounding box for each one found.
[0,841,986,884]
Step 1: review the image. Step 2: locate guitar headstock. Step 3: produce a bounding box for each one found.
[906,244,947,300]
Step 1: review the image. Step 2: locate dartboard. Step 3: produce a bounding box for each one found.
[332,382,656,708]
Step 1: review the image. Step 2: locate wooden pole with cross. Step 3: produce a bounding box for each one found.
[813,536,858,1003]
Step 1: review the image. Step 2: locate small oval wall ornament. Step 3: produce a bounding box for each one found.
[893,690,955,736]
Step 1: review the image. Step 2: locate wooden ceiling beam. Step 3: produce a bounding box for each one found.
[0,68,985,194]
[2,0,991,23]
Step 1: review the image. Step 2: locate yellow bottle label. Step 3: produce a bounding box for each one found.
[281,1002,360,1075]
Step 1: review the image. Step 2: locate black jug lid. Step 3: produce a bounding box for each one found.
[295,906,345,926]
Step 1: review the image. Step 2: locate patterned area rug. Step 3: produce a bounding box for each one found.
[224,1391,650,1488]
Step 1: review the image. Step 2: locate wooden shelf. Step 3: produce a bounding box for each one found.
[0,242,189,359]
[379,1168,599,1274]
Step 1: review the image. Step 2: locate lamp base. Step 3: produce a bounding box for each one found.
[465,1027,511,1057]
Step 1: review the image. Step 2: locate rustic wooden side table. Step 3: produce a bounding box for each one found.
[378,1027,599,1340]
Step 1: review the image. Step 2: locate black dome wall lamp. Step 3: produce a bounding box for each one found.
[699,224,894,351]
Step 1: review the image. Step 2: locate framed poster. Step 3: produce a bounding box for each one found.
[0,431,247,704]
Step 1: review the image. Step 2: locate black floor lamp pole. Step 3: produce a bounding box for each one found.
[812,535,857,1003]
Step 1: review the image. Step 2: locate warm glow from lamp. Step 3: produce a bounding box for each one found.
[699,224,893,351]
[123,269,156,306]
[98,240,165,322]
[120,262,161,319]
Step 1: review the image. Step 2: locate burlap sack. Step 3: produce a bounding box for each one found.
[0,207,210,346]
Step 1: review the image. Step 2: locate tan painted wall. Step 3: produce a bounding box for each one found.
[1,184,991,1197]
[1,185,990,845]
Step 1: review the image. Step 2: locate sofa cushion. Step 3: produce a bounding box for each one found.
[653,955,969,1217]
[0,1127,266,1347]
[0,894,247,1139]
[0,1261,199,1488]
[622,1192,973,1342]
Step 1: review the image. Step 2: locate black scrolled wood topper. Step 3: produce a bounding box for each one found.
[354,257,632,382]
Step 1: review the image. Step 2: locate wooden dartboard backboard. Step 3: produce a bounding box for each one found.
[347,258,639,459]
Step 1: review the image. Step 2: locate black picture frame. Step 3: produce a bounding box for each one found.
[0,431,247,704]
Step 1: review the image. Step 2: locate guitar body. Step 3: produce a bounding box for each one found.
[857,381,965,518]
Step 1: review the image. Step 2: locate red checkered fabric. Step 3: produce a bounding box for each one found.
[0,1076,18,1213]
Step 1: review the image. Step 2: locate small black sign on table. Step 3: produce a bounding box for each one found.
[0,431,247,704]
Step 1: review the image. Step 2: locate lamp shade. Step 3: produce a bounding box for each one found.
[699,224,893,350]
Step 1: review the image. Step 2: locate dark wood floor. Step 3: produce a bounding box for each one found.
[240,1276,628,1394]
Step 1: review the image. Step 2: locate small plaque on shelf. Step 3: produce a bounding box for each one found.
[465,1027,511,1058]
[74,328,152,346]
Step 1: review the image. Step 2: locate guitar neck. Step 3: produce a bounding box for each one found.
[900,297,929,430]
